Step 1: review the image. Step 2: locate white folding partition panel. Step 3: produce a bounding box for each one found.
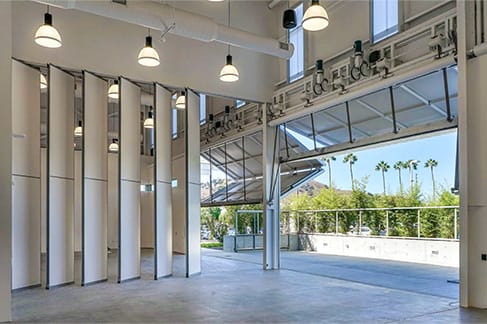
[185,90,201,277]
[47,65,75,288]
[118,78,141,283]
[154,84,172,279]
[11,60,41,290]
[82,72,108,285]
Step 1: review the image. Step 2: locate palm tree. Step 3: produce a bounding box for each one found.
[375,161,390,195]
[343,153,358,189]
[424,159,439,199]
[393,161,405,193]
[325,156,336,189]
[407,159,420,191]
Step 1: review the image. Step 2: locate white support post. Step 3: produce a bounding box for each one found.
[263,104,280,270]
[458,0,487,308]
[185,89,201,277]
[0,1,12,320]
[154,83,173,279]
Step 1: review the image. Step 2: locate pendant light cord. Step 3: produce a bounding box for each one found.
[227,0,231,55]
[47,5,49,13]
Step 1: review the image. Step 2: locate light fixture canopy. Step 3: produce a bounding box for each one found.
[144,110,154,128]
[176,91,186,109]
[220,54,239,82]
[302,0,329,31]
[208,0,225,2]
[35,10,62,48]
[40,74,48,89]
[74,120,83,137]
[138,34,160,67]
[108,80,119,99]
[109,139,119,152]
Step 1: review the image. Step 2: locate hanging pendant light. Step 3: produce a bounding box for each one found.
[302,0,329,31]
[138,29,160,67]
[220,54,239,82]
[109,139,119,152]
[283,1,297,29]
[219,0,239,82]
[35,6,62,48]
[144,108,154,128]
[74,121,83,137]
[108,80,119,99]
[283,9,297,29]
[176,91,186,109]
[40,74,48,89]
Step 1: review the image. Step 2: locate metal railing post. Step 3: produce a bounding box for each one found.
[287,211,291,249]
[417,209,421,238]
[234,211,238,252]
[454,208,458,239]
[335,211,339,235]
[315,212,318,233]
[386,210,389,237]
[359,211,362,235]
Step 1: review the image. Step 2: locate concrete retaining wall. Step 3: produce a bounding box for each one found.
[298,234,459,267]
[224,234,459,267]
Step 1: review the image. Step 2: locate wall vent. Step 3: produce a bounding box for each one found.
[279,42,289,50]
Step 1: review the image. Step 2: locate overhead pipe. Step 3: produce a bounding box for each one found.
[32,0,294,59]
[268,0,283,9]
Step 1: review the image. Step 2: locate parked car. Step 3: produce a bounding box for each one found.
[348,226,372,236]
[201,229,210,240]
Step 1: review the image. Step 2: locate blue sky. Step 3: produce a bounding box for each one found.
[313,131,457,196]
[202,130,457,198]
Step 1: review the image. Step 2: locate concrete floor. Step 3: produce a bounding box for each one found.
[12,249,487,323]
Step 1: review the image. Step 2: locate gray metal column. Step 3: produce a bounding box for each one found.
[263,103,280,270]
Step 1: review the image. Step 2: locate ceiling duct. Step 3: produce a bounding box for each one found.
[32,0,294,59]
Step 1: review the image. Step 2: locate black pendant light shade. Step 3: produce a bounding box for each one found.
[283,9,297,29]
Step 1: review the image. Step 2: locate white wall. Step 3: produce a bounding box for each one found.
[11,1,280,102]
[74,150,82,252]
[41,149,81,253]
[172,155,186,254]
[0,1,12,321]
[140,155,154,249]
[462,53,487,308]
[276,0,455,83]
[108,153,118,249]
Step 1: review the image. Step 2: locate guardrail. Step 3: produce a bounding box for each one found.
[282,206,459,240]
[231,210,291,252]
[230,206,459,253]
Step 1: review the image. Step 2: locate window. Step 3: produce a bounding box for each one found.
[371,0,399,43]
[200,94,206,125]
[172,108,178,139]
[235,99,246,108]
[288,3,304,83]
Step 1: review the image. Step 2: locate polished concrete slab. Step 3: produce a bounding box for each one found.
[12,249,487,323]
